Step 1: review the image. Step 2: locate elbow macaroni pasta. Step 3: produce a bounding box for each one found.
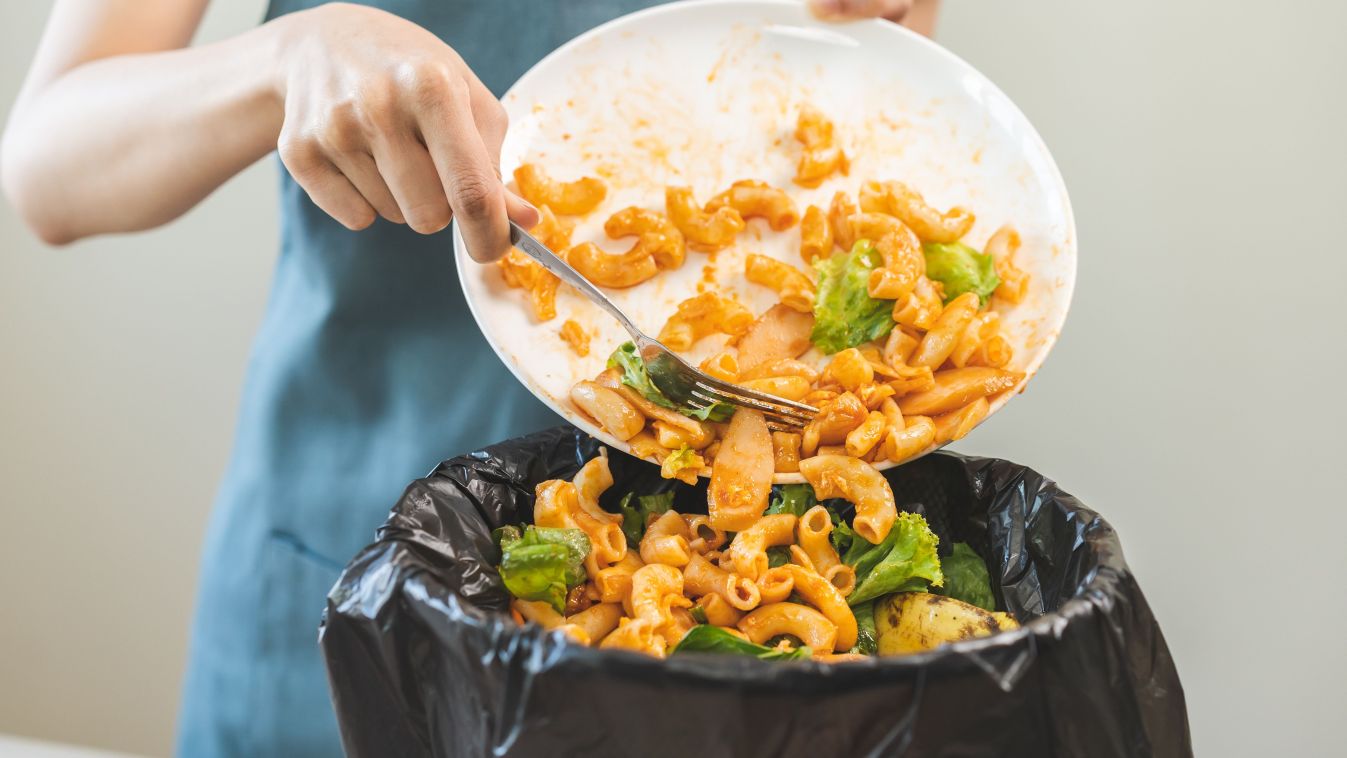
[744,254,815,313]
[707,180,799,231]
[738,602,838,651]
[658,291,754,351]
[771,564,857,651]
[799,204,833,264]
[514,163,606,215]
[572,454,621,525]
[986,225,1030,304]
[684,514,726,554]
[559,319,591,357]
[797,455,897,545]
[793,106,848,188]
[497,206,574,322]
[605,206,687,271]
[666,186,746,252]
[641,510,693,567]
[796,505,856,596]
[828,191,859,252]
[498,248,560,321]
[859,179,974,244]
[726,513,797,580]
[567,240,660,288]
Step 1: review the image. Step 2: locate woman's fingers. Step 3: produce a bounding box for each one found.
[468,77,539,230]
[279,46,529,247]
[278,137,377,230]
[369,132,452,234]
[470,79,509,165]
[414,71,512,262]
[807,0,913,22]
[328,150,405,225]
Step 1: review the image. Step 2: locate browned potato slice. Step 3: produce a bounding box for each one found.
[570,381,644,441]
[708,408,773,531]
[736,304,815,371]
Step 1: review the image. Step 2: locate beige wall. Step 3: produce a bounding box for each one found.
[1,1,1343,756]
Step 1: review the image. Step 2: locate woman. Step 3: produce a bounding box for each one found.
[1,0,937,754]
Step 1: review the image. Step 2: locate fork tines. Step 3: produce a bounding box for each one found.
[688,382,817,432]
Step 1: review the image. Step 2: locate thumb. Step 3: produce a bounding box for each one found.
[807,0,914,22]
[506,191,540,231]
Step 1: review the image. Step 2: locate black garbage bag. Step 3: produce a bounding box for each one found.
[321,427,1190,758]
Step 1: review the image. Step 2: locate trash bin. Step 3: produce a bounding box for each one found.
[321,426,1190,757]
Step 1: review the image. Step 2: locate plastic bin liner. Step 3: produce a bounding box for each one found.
[321,427,1190,757]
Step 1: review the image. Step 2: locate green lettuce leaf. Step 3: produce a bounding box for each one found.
[672,624,812,661]
[689,605,708,624]
[617,491,676,546]
[607,341,676,409]
[764,484,818,516]
[841,521,892,576]
[935,542,996,611]
[684,402,734,422]
[607,342,734,421]
[810,240,896,354]
[923,242,1000,305]
[831,517,857,557]
[848,601,878,656]
[766,546,792,568]
[494,525,591,613]
[845,511,944,606]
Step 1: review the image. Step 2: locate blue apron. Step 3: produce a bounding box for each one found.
[175,2,665,755]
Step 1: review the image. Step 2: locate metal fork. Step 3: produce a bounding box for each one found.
[508,222,817,431]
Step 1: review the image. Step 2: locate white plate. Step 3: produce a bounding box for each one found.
[455,0,1076,482]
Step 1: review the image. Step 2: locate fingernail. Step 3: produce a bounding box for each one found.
[810,0,844,18]
[514,197,541,228]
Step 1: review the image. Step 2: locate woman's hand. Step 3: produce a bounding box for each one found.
[272,3,537,260]
[806,0,940,36]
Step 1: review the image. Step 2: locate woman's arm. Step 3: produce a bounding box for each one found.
[2,1,534,259]
[2,0,281,244]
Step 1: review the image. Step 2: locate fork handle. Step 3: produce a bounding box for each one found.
[508,222,645,342]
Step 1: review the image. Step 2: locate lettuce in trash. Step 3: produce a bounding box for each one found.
[831,516,857,557]
[923,242,1000,305]
[810,240,896,354]
[493,525,590,613]
[617,491,675,546]
[844,511,944,606]
[672,624,812,661]
[764,484,818,516]
[607,342,734,421]
[934,542,996,611]
[849,600,878,655]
